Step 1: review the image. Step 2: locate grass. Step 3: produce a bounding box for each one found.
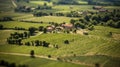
[0,54,89,67]
[0,0,120,67]
[0,26,119,57]
[21,16,78,23]
[63,55,120,67]
[30,1,53,6]
[53,5,96,13]
[78,1,88,5]
[0,30,26,45]
[0,21,49,29]
[0,0,14,12]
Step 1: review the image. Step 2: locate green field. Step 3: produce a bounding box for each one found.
[0,26,120,57]
[21,16,78,23]
[0,0,120,67]
[30,1,53,6]
[63,55,120,67]
[0,21,49,29]
[0,0,14,12]
[0,54,89,67]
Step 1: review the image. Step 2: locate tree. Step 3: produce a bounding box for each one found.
[24,32,28,38]
[30,50,35,58]
[84,15,90,21]
[18,39,22,45]
[0,24,3,29]
[64,40,69,44]
[39,26,44,31]
[35,40,40,46]
[44,3,47,6]
[70,19,76,25]
[43,28,47,33]
[28,27,36,36]
[95,63,100,67]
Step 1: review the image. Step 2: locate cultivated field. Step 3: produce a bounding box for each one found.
[0,0,120,67]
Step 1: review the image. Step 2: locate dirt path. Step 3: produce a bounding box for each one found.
[11,0,17,8]
[0,52,93,66]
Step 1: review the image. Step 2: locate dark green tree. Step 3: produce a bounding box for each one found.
[28,27,36,36]
[30,50,35,58]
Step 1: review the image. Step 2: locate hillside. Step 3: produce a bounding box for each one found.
[30,0,120,5]
[0,0,120,67]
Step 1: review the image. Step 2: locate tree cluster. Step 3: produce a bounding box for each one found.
[14,27,26,30]
[36,4,52,10]
[0,60,28,67]
[66,11,82,17]
[25,40,50,47]
[70,9,120,29]
[91,9,120,28]
[70,18,91,29]
[15,6,32,12]
[0,17,13,22]
[88,0,120,6]
[7,32,30,45]
[33,11,82,17]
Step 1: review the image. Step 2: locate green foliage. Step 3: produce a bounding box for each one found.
[28,27,37,35]
[0,24,3,29]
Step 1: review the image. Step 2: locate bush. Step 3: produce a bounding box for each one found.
[48,55,51,58]
[28,27,37,36]
[30,50,35,58]
[0,24,3,29]
[64,40,69,44]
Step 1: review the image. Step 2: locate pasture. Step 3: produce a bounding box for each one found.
[0,0,120,67]
[0,21,49,29]
[21,16,78,23]
[0,26,119,57]
[0,54,88,67]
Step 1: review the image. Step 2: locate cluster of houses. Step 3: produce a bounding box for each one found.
[46,23,74,33]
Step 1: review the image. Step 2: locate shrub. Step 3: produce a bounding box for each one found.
[64,40,69,44]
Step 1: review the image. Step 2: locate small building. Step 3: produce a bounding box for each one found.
[93,6,103,10]
[46,25,55,32]
[62,24,73,30]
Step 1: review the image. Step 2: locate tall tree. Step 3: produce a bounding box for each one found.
[30,50,35,58]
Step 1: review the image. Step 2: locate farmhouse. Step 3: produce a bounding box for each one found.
[46,25,55,32]
[61,24,73,30]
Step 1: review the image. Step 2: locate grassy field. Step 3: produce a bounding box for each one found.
[0,30,26,45]
[0,26,119,57]
[0,54,89,67]
[30,1,53,6]
[21,16,78,23]
[0,21,49,29]
[0,0,14,12]
[0,0,120,67]
[63,55,120,67]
